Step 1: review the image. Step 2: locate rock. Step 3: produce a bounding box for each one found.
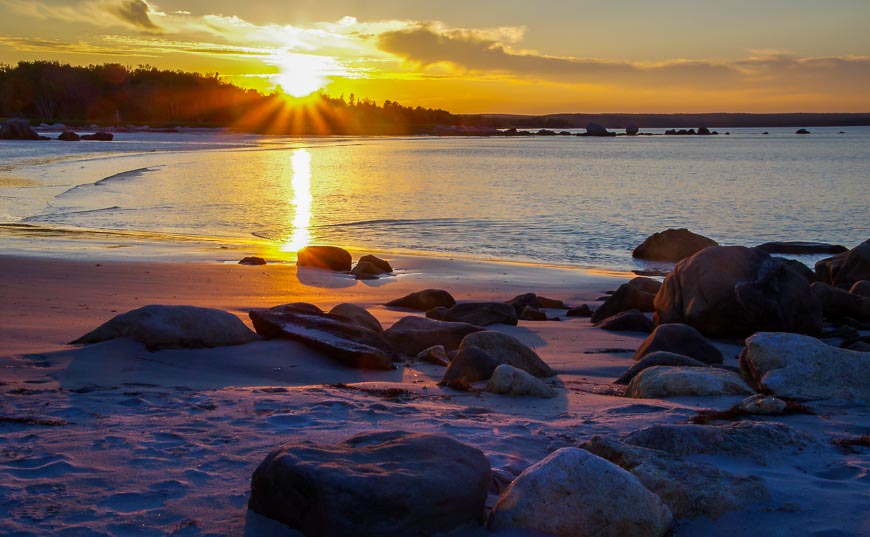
[739,332,870,401]
[585,122,612,137]
[486,364,557,398]
[81,131,113,141]
[270,302,324,314]
[386,289,456,311]
[539,296,564,308]
[0,118,48,140]
[625,366,753,398]
[615,351,707,384]
[424,306,448,320]
[384,316,482,356]
[626,122,639,135]
[738,394,787,415]
[697,126,711,135]
[296,245,352,271]
[597,310,654,332]
[848,341,870,352]
[811,282,870,321]
[328,303,383,333]
[654,246,822,338]
[815,251,849,284]
[460,331,554,377]
[238,256,266,265]
[796,128,811,134]
[249,431,490,537]
[505,293,539,315]
[566,304,593,317]
[590,282,656,323]
[249,306,394,370]
[632,324,724,364]
[442,302,518,326]
[519,305,548,321]
[774,257,815,283]
[357,254,392,273]
[851,280,870,298]
[582,436,768,520]
[756,241,847,255]
[831,239,870,287]
[69,304,257,350]
[415,345,449,366]
[632,228,718,262]
[488,448,672,537]
[622,421,815,463]
[57,130,81,141]
[439,346,501,388]
[627,276,663,294]
[351,261,384,279]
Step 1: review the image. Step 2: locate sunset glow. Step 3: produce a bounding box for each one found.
[281,148,313,252]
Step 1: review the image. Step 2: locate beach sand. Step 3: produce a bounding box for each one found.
[1,253,868,536]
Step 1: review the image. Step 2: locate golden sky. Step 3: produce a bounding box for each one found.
[1,0,868,113]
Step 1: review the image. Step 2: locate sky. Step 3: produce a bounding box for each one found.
[0,0,868,114]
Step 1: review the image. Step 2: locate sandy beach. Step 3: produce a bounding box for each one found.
[1,252,868,536]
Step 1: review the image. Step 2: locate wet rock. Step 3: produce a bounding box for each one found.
[384,316,482,356]
[591,282,657,323]
[626,366,753,398]
[328,303,383,333]
[622,421,815,463]
[249,306,394,370]
[486,364,557,398]
[296,245,352,271]
[615,351,708,384]
[632,228,718,262]
[738,394,787,415]
[249,431,490,537]
[739,332,870,402]
[238,256,266,265]
[357,254,392,273]
[460,331,554,377]
[582,436,769,519]
[81,131,113,141]
[566,304,593,317]
[442,302,518,326]
[654,246,822,338]
[415,345,449,366]
[351,261,384,279]
[70,304,257,350]
[488,448,672,537]
[756,241,847,255]
[632,323,724,364]
[439,346,501,388]
[0,118,48,140]
[811,282,870,321]
[597,310,654,332]
[519,305,548,321]
[58,130,80,141]
[386,289,456,311]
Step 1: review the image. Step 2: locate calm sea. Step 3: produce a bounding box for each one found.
[1,127,867,272]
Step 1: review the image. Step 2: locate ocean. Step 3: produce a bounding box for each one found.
[1,126,867,272]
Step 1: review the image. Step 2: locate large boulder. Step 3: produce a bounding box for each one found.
[811,282,870,321]
[69,305,257,350]
[756,241,847,255]
[486,364,557,398]
[386,289,456,311]
[815,239,870,287]
[581,436,769,520]
[632,324,723,364]
[357,254,392,273]
[615,351,707,385]
[439,346,501,388]
[460,331,554,377]
[249,305,394,370]
[249,431,490,537]
[739,332,870,402]
[384,316,482,356]
[328,303,384,333]
[441,302,518,326]
[296,245,352,271]
[632,228,718,262]
[0,118,48,140]
[625,366,753,398]
[488,448,672,537]
[653,246,822,338]
[590,279,658,323]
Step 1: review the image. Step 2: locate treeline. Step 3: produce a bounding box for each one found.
[0,61,459,134]
[469,112,870,129]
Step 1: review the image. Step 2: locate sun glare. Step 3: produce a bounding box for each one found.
[274,53,332,98]
[281,149,313,252]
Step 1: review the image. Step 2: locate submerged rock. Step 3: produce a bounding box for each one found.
[384,316,482,355]
[632,324,724,364]
[488,448,672,537]
[632,228,718,262]
[70,304,257,350]
[296,245,352,271]
[486,364,557,398]
[386,289,456,311]
[756,241,847,255]
[460,331,554,377]
[249,431,490,537]
[626,366,753,398]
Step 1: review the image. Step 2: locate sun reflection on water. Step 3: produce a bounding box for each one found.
[281,148,312,252]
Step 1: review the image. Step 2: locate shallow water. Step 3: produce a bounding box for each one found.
[0,127,867,270]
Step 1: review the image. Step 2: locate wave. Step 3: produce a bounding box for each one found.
[56,167,159,198]
[23,206,123,222]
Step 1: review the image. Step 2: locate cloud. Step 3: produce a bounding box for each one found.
[108,0,159,31]
[0,35,136,55]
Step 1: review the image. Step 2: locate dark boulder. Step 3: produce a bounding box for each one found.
[0,118,48,140]
[632,228,718,262]
[596,310,654,333]
[632,323,724,364]
[442,302,518,326]
[811,282,870,321]
[459,331,553,377]
[249,306,394,370]
[238,256,266,265]
[328,303,383,333]
[358,254,392,273]
[58,130,81,141]
[821,239,870,287]
[81,131,113,141]
[439,346,501,388]
[566,304,593,317]
[249,431,490,537]
[386,289,456,311]
[384,316,482,356]
[520,305,548,321]
[506,293,538,314]
[654,246,822,338]
[415,345,449,366]
[774,257,814,283]
[615,351,708,385]
[296,245,352,271]
[815,251,849,284]
[625,122,639,136]
[756,241,847,255]
[585,122,611,136]
[851,280,870,298]
[425,307,449,320]
[697,127,711,135]
[590,281,657,323]
[269,302,324,314]
[796,128,811,134]
[351,260,385,279]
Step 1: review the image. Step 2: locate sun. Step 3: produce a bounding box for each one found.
[274,53,332,98]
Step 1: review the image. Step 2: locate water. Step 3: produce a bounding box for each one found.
[0,127,867,271]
